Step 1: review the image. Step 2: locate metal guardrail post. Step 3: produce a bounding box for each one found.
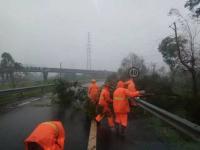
[19,91,24,99]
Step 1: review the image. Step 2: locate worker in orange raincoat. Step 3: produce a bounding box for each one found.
[125,78,138,106]
[95,83,115,128]
[88,79,99,104]
[113,81,144,135]
[25,121,65,150]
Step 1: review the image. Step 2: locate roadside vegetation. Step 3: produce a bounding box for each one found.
[130,106,200,149]
[148,116,200,150]
[106,1,200,125]
[0,52,104,111]
[0,86,53,106]
[0,52,104,90]
[106,51,200,124]
[52,79,96,119]
[0,0,199,146]
[103,1,200,145]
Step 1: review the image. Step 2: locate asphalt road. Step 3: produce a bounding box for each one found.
[97,112,173,150]
[0,79,189,150]
[0,95,187,150]
[0,95,90,150]
[0,80,105,150]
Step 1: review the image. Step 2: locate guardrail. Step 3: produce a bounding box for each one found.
[0,84,55,96]
[136,98,200,142]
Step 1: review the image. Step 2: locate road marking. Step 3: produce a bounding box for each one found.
[17,98,41,107]
[18,101,30,106]
[30,98,41,102]
[87,120,97,150]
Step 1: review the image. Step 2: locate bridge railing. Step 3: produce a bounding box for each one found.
[0,84,55,96]
[136,98,200,142]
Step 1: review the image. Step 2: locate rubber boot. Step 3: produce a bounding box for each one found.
[110,127,115,132]
[115,123,120,134]
[95,114,104,126]
[120,126,126,136]
[96,120,101,126]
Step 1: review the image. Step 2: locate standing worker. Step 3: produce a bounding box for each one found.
[87,79,99,104]
[25,121,65,150]
[95,83,115,129]
[113,81,144,135]
[125,78,138,106]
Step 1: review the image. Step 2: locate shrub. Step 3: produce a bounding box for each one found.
[53,79,75,105]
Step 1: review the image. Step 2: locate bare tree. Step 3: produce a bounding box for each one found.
[118,53,147,79]
[185,0,200,17]
[168,9,200,95]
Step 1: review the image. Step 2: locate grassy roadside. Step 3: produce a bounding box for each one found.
[148,116,200,150]
[0,87,53,106]
[0,80,54,90]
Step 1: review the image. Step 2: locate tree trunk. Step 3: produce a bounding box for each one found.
[191,70,197,96]
[0,73,5,83]
[170,70,176,90]
[6,73,9,81]
[10,72,15,88]
[173,22,198,96]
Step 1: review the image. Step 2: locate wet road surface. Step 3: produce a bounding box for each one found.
[97,113,171,150]
[0,95,90,150]
[0,79,183,150]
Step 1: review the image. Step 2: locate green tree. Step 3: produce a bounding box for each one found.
[0,52,14,82]
[0,52,23,87]
[159,35,199,95]
[168,9,200,96]
[158,36,188,91]
[1,52,15,68]
[158,36,188,71]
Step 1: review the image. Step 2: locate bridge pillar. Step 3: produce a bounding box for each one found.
[43,71,48,81]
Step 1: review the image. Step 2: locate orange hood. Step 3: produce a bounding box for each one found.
[117,81,124,88]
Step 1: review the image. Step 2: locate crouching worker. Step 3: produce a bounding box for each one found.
[95,83,115,129]
[113,81,144,135]
[25,121,65,150]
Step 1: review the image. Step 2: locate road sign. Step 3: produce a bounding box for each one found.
[128,67,139,78]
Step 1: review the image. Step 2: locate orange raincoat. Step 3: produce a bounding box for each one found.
[126,79,137,92]
[113,81,139,127]
[25,121,65,150]
[95,86,114,127]
[88,82,99,104]
[125,79,138,106]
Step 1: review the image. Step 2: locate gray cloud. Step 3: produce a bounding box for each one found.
[0,0,189,71]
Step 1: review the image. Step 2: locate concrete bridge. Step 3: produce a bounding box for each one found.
[0,67,115,81]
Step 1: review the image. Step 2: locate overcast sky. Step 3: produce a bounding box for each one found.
[0,0,189,71]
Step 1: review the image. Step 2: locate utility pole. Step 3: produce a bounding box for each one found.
[86,32,92,70]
